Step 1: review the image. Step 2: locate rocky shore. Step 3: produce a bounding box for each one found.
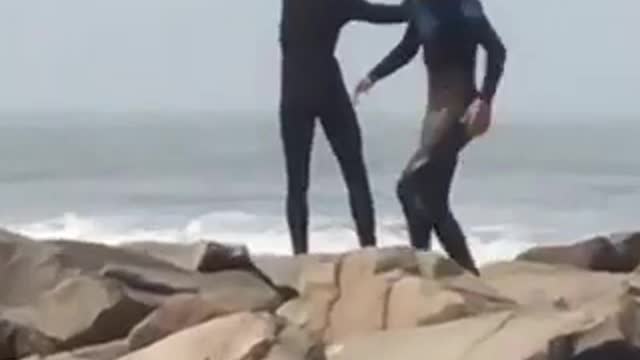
[2,228,640,360]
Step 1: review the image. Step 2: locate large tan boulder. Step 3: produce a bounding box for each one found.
[276,256,341,340]
[1,319,58,359]
[128,286,281,351]
[386,276,468,329]
[326,309,600,360]
[0,237,190,308]
[1,234,285,357]
[101,262,282,308]
[22,340,129,360]
[325,249,398,342]
[2,275,152,352]
[121,241,253,273]
[279,248,515,343]
[414,252,468,279]
[117,312,278,360]
[611,232,640,271]
[251,254,340,292]
[516,233,640,273]
[262,324,320,360]
[480,260,627,310]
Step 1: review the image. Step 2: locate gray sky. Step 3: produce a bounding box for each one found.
[1,0,639,119]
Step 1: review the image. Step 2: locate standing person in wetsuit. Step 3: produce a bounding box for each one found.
[353,0,507,275]
[279,0,408,254]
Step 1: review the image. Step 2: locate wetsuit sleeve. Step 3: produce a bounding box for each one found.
[473,4,507,103]
[347,0,409,24]
[367,22,420,82]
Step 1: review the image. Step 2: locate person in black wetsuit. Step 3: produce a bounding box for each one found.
[279,0,409,254]
[353,0,507,275]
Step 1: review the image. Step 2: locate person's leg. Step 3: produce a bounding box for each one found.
[396,156,435,250]
[280,103,316,255]
[425,158,480,275]
[319,81,377,248]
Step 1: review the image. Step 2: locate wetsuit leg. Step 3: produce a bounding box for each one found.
[396,162,434,250]
[425,158,480,275]
[280,103,316,255]
[319,80,377,248]
[399,119,479,274]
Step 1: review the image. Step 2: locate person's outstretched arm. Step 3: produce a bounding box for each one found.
[367,22,420,82]
[348,0,409,24]
[353,22,420,100]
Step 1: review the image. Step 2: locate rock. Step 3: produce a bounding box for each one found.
[276,300,309,329]
[326,273,389,342]
[481,261,626,310]
[277,249,516,343]
[277,257,340,340]
[611,232,640,271]
[1,235,283,357]
[619,275,640,347]
[571,341,640,360]
[251,254,340,292]
[100,265,198,296]
[0,238,188,308]
[117,312,278,360]
[1,319,58,359]
[415,252,467,279]
[326,309,600,360]
[67,340,129,360]
[121,241,253,273]
[128,288,280,351]
[2,275,152,352]
[516,236,640,272]
[325,249,395,342]
[115,243,297,302]
[0,229,33,246]
[126,294,220,351]
[101,263,283,309]
[369,246,419,275]
[572,315,626,356]
[263,324,319,360]
[24,340,130,360]
[386,277,468,329]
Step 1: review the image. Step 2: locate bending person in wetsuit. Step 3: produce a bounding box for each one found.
[279,0,408,254]
[353,0,506,274]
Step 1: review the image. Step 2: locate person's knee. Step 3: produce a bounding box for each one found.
[342,167,372,198]
[396,172,415,201]
[429,203,451,223]
[287,177,309,200]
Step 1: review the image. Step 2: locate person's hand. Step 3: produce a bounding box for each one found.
[352,76,375,105]
[462,98,492,138]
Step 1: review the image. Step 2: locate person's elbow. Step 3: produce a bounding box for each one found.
[493,41,507,68]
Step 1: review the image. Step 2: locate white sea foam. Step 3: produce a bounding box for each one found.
[5,210,537,265]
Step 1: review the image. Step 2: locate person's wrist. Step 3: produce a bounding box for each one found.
[477,93,492,106]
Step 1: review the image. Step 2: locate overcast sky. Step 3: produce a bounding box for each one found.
[1,0,639,119]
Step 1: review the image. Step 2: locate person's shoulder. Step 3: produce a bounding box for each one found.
[460,0,485,19]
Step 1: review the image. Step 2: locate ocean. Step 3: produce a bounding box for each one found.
[1,112,638,265]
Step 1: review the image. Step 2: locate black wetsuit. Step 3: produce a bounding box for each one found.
[366,0,506,274]
[279,0,408,254]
